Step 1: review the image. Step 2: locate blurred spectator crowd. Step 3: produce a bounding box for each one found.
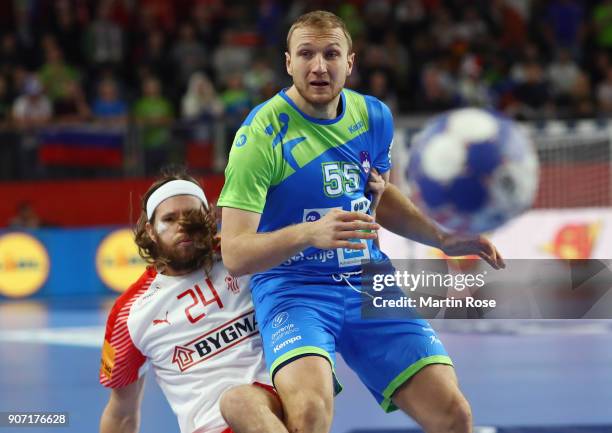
[1,0,612,179]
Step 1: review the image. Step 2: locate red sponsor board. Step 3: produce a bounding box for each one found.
[1,175,224,227]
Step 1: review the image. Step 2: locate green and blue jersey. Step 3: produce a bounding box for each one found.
[218,88,394,280]
[219,89,453,408]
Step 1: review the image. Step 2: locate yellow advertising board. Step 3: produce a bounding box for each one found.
[0,233,50,298]
[96,229,147,293]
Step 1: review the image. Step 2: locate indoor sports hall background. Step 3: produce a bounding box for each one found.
[1,1,611,432]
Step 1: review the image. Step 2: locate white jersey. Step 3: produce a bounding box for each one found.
[99,262,270,433]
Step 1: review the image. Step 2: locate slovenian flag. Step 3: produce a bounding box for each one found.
[39,126,124,167]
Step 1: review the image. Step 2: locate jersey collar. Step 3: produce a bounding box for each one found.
[279,88,346,125]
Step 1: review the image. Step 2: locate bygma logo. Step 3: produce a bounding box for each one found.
[172,310,258,371]
[0,233,49,297]
[96,229,147,293]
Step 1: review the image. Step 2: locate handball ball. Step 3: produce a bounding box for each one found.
[406,108,539,234]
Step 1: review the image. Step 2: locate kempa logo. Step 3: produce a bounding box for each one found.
[235,134,247,147]
[172,310,258,372]
[348,120,365,133]
[273,336,302,353]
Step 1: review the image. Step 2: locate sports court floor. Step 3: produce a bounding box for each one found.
[0,297,610,433]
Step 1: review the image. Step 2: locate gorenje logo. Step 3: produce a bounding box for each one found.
[283,250,336,266]
[172,310,258,372]
[272,312,289,328]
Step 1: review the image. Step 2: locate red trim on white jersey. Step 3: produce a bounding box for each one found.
[99,267,156,388]
[193,428,232,433]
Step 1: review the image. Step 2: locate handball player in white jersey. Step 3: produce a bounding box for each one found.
[98,170,287,433]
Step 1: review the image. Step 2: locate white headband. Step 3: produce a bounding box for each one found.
[146,180,208,220]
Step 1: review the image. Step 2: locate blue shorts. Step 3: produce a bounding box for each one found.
[252,273,453,412]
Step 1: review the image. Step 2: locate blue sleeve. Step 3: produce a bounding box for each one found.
[365,96,394,174]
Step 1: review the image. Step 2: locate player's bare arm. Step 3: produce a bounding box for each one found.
[366,168,386,249]
[375,176,445,247]
[375,175,504,269]
[366,168,386,215]
[221,207,379,276]
[100,377,145,433]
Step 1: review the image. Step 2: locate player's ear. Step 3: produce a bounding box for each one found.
[285,51,292,76]
[346,52,355,77]
[145,221,157,244]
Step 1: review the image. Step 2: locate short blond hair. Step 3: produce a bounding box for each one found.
[286,10,353,52]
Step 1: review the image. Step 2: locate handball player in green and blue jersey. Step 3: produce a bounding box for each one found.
[218,10,504,433]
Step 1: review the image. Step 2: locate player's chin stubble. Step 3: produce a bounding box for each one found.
[297,82,342,108]
[154,235,199,273]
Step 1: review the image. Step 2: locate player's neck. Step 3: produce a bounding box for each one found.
[286,86,342,120]
[159,265,197,277]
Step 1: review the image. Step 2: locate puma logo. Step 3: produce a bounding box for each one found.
[153,311,171,326]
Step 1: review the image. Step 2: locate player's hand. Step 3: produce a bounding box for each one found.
[305,209,380,250]
[366,168,386,213]
[440,233,505,270]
